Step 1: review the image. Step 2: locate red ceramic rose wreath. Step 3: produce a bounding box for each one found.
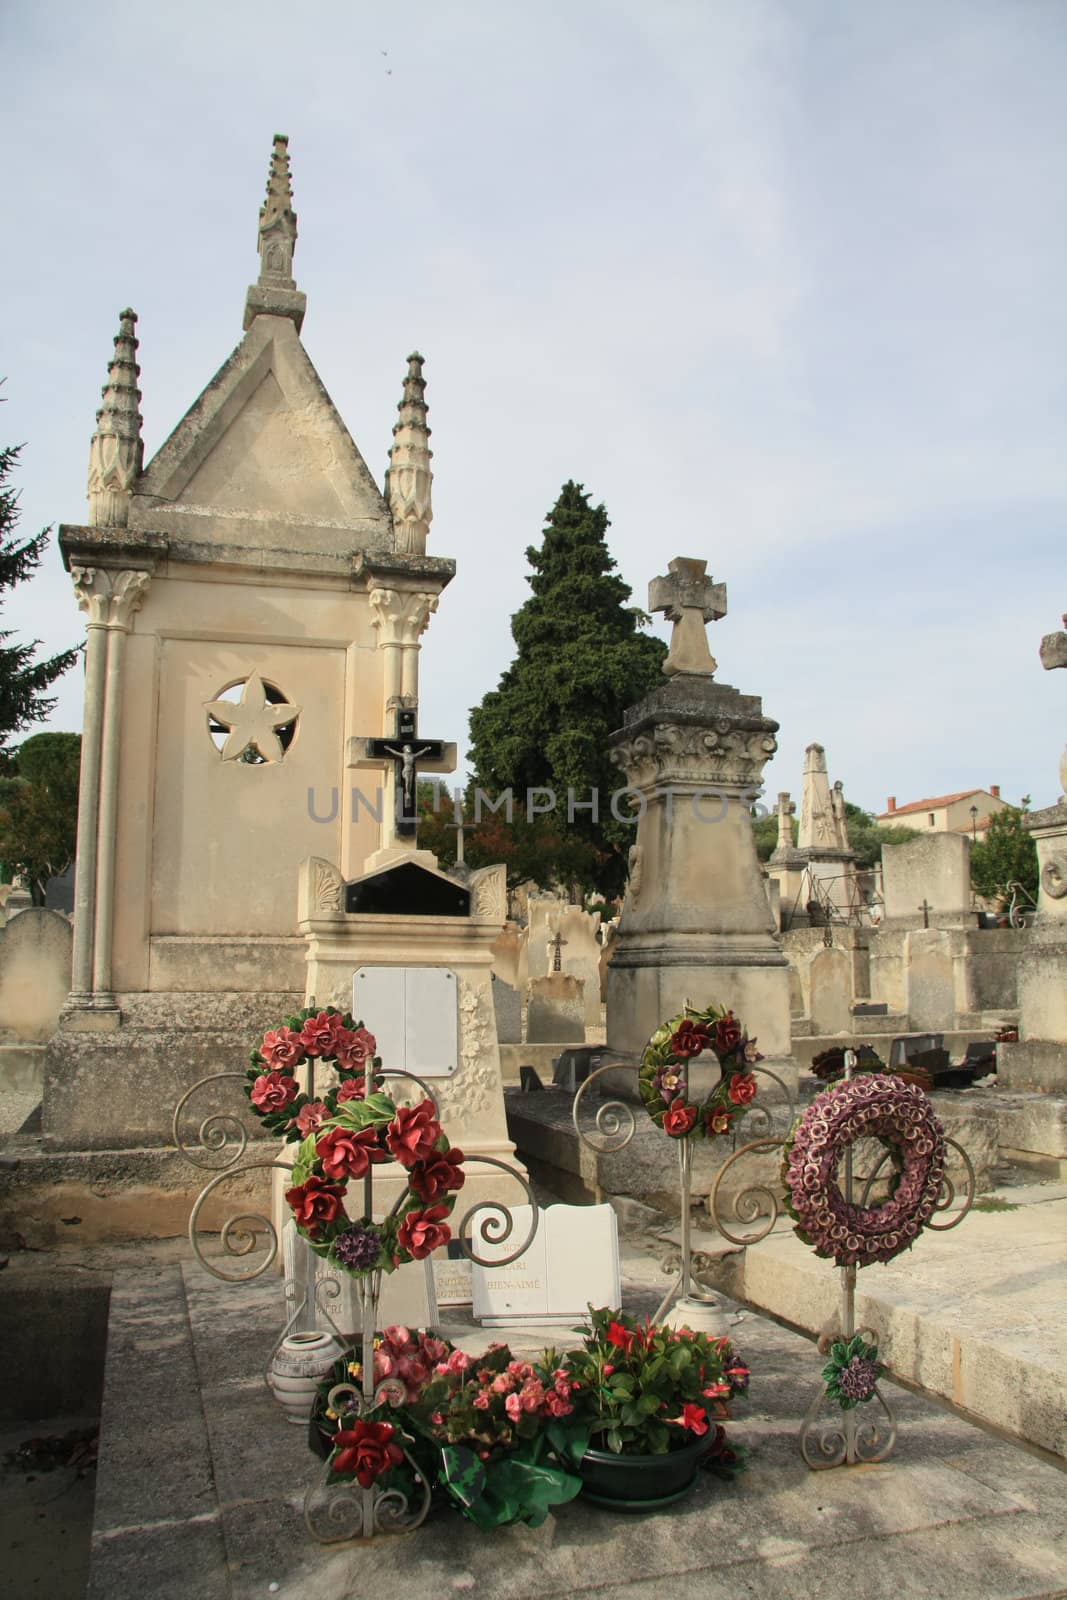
[284,1089,466,1278]
[243,1004,381,1142]
[638,1002,762,1142]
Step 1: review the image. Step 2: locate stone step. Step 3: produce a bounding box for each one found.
[707,1189,1067,1461]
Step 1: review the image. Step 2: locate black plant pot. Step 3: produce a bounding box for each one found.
[576,1432,712,1512]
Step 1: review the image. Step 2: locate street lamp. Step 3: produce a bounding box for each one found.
[970,804,978,841]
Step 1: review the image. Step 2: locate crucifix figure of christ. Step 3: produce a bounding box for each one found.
[349,699,456,843]
[648,556,727,678]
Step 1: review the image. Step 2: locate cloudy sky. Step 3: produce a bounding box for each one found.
[4,0,1065,816]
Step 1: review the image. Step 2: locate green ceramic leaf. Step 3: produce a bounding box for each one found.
[441,1444,486,1509]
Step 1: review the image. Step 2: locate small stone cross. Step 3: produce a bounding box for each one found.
[549,932,567,973]
[918,898,931,929]
[648,557,727,678]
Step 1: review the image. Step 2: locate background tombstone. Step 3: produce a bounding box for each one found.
[903,931,956,1032]
[807,945,852,1035]
[491,973,522,1044]
[882,834,973,926]
[526,973,585,1043]
[0,909,73,1043]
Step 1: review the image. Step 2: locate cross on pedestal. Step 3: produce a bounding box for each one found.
[350,700,455,841]
[447,810,475,866]
[648,557,727,678]
[918,899,931,929]
[549,931,567,973]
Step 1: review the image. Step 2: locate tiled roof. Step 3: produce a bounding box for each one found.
[877,789,989,820]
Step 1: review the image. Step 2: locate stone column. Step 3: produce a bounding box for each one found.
[92,572,151,999]
[68,566,150,1008]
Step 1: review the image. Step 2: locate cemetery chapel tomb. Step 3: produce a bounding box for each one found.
[38,136,472,1222]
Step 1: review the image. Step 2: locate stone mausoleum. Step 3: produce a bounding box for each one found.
[8,137,486,1242]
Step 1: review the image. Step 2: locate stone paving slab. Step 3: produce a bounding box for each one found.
[87,1237,1067,1600]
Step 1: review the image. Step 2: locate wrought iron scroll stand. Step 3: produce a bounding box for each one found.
[707,1050,977,1469]
[173,1063,538,1542]
[569,1054,797,1324]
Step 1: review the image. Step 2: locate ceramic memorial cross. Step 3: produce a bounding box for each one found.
[350,698,455,841]
[649,556,727,677]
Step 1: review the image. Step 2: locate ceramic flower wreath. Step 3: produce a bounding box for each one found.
[781,1075,946,1269]
[244,1004,382,1142]
[284,1092,466,1278]
[638,1002,762,1142]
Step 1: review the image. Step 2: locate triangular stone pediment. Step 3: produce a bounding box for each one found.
[344,860,471,918]
[129,314,392,555]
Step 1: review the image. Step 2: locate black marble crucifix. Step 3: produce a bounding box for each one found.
[358,702,449,837]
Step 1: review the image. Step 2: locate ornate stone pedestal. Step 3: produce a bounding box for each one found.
[604,557,795,1096]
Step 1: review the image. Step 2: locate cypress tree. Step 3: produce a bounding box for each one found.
[468,481,666,896]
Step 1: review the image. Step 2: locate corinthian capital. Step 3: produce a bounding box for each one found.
[71,566,151,629]
[369,588,439,646]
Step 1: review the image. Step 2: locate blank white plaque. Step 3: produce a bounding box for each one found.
[352,966,459,1077]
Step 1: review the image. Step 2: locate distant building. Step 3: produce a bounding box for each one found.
[877,787,1010,843]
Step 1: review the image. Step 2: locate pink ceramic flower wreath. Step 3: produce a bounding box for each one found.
[782,1076,946,1268]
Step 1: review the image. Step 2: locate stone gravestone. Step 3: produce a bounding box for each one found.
[904,931,956,1032]
[0,908,73,1042]
[526,973,585,1043]
[471,1203,621,1325]
[808,945,852,1035]
[491,973,522,1044]
[882,834,972,925]
[296,857,521,1226]
[527,898,603,1027]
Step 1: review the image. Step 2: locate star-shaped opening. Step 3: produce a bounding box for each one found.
[205,673,301,764]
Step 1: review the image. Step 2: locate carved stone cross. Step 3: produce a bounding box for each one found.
[648,557,727,677]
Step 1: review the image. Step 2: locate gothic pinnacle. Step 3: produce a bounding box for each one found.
[388,352,433,555]
[243,133,307,332]
[87,308,144,528]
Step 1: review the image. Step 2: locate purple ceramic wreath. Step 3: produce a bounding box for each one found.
[782,1076,946,1268]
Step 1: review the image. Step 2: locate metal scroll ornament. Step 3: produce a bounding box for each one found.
[781,1053,974,1469]
[175,1056,538,1543]
[570,1006,797,1323]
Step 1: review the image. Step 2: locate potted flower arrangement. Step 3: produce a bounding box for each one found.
[310,1333,585,1529]
[552,1308,750,1511]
